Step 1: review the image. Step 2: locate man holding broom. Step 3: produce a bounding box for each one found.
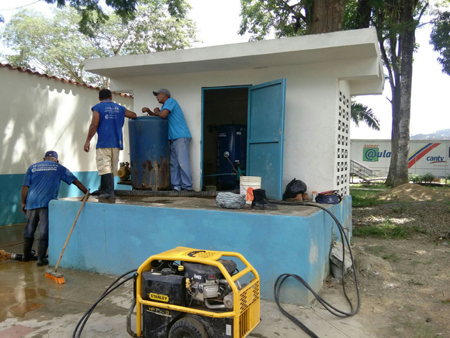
[21,151,88,266]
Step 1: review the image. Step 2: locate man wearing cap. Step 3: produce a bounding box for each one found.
[21,151,88,266]
[84,89,137,198]
[142,89,193,191]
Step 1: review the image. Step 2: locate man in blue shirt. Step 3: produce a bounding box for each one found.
[84,89,137,198]
[142,89,193,191]
[21,151,88,266]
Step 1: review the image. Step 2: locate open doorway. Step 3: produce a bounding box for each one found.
[202,86,249,191]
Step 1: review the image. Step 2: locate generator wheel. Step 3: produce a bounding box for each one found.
[169,317,208,338]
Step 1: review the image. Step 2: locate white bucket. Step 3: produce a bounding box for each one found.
[240,176,262,205]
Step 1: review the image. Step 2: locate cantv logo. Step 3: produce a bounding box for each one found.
[408,143,442,168]
[427,156,444,162]
[427,156,446,163]
[363,145,391,162]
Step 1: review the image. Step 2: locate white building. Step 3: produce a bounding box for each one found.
[0,64,133,225]
[85,28,384,200]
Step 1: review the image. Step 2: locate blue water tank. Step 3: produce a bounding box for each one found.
[217,124,247,190]
[128,116,170,190]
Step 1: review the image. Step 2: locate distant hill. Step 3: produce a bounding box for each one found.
[411,129,450,140]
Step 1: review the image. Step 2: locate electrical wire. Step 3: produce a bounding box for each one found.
[71,201,358,338]
[272,200,360,338]
[72,269,138,338]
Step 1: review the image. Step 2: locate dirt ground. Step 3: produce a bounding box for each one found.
[323,184,450,338]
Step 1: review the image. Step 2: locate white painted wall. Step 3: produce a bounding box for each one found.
[0,66,134,175]
[111,57,379,195]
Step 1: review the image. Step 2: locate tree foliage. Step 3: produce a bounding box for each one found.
[351,102,380,130]
[239,0,310,40]
[41,0,187,36]
[238,0,346,40]
[1,1,196,87]
[430,11,450,76]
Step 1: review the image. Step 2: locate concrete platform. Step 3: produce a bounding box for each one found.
[0,224,370,338]
[48,194,352,305]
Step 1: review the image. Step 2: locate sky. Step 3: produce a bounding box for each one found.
[1,0,449,140]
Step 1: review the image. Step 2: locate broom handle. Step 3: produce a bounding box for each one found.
[54,191,90,272]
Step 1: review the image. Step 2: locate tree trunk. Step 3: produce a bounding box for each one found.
[309,0,346,34]
[386,84,401,187]
[383,35,402,187]
[385,0,416,188]
[393,0,415,187]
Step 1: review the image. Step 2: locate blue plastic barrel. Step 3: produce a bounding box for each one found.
[217,125,247,190]
[128,116,170,190]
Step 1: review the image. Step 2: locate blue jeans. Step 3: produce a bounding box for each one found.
[24,208,49,242]
[170,138,193,191]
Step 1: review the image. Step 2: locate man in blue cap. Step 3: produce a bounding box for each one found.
[142,89,193,192]
[21,150,88,266]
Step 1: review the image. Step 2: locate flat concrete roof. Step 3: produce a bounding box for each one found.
[84,28,382,79]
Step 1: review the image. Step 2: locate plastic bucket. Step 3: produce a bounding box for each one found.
[240,176,262,205]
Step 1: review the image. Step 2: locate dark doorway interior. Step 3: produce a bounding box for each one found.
[202,87,249,191]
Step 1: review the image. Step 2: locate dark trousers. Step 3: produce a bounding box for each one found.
[24,208,49,242]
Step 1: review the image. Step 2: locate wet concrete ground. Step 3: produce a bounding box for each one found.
[0,220,370,338]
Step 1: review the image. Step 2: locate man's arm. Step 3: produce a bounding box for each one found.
[84,110,100,152]
[125,109,137,119]
[153,107,170,119]
[72,179,89,195]
[21,186,29,214]
[142,107,155,116]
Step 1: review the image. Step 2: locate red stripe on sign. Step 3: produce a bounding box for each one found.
[408,143,440,168]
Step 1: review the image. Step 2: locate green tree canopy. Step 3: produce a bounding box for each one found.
[431,11,450,76]
[1,1,196,86]
[239,0,309,40]
[41,0,187,36]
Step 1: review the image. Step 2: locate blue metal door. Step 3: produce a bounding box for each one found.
[247,79,286,200]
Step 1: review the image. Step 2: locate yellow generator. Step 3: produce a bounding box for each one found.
[127,247,260,338]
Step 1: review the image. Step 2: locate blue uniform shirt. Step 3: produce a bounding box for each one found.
[92,101,126,149]
[22,161,77,210]
[161,98,191,140]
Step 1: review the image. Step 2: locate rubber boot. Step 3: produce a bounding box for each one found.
[91,175,106,196]
[251,189,278,210]
[98,173,116,199]
[22,237,34,262]
[37,239,49,266]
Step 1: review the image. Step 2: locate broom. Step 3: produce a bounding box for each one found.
[46,190,90,284]
[0,249,12,261]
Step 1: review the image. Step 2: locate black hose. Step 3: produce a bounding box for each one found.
[272,200,360,338]
[73,269,138,338]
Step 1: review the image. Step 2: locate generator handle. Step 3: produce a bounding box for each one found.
[126,301,138,337]
[230,266,252,282]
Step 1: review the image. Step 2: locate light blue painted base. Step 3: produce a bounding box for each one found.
[48,197,352,305]
[0,171,131,226]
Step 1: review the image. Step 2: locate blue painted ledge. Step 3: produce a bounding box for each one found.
[48,196,352,305]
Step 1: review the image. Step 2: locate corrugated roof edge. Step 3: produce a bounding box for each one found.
[0,63,133,98]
